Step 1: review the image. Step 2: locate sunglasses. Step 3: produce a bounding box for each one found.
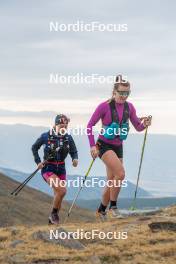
[56,118,70,125]
[117,90,131,97]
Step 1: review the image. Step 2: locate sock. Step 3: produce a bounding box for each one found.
[98,203,107,212]
[109,200,117,209]
[52,208,58,214]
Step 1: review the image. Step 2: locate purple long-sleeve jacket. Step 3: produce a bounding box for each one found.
[87,100,145,147]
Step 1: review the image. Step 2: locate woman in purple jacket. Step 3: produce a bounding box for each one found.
[87,75,151,220]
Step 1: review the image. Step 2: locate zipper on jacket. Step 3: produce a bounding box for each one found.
[57,137,59,173]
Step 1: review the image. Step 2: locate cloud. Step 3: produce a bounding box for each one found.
[0,99,176,135]
[0,109,56,117]
[0,0,176,135]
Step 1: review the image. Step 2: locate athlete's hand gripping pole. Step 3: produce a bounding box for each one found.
[11,160,47,196]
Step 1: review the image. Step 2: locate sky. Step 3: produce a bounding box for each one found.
[0,0,176,134]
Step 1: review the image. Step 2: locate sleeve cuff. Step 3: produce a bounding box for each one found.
[36,159,41,165]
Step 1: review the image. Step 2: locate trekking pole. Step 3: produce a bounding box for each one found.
[11,161,47,196]
[130,116,152,211]
[64,159,95,224]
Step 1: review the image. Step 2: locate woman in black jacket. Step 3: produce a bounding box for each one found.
[32,114,78,225]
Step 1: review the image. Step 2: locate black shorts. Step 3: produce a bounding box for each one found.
[96,139,123,159]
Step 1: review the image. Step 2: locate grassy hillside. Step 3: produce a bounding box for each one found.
[0,172,176,264]
[0,172,94,227]
[0,206,176,264]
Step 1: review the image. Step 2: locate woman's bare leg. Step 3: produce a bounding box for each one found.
[102,166,112,206]
[109,158,123,201]
[101,151,125,207]
[47,174,67,210]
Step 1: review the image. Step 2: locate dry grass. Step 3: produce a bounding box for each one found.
[0,205,176,264]
[0,172,94,227]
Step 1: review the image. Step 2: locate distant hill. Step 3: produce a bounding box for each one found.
[0,167,151,200]
[75,197,176,211]
[0,172,94,227]
[0,124,176,196]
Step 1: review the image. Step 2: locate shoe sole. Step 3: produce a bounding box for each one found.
[48,217,59,225]
[108,213,125,219]
[95,211,107,222]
